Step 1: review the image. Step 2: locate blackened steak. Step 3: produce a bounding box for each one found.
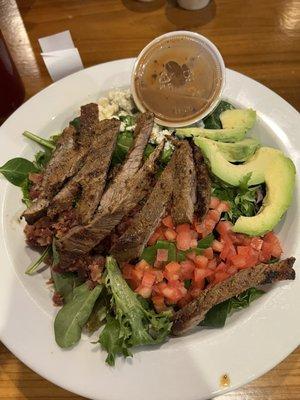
[171,141,196,225]
[47,118,120,223]
[171,257,296,336]
[58,133,162,254]
[23,103,99,223]
[111,148,177,262]
[192,143,211,220]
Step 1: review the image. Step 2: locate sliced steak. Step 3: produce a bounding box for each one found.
[111,149,177,262]
[192,143,211,220]
[47,119,120,223]
[58,137,162,254]
[23,103,99,224]
[171,141,196,225]
[172,257,296,336]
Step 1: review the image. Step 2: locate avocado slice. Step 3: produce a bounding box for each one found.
[233,155,296,236]
[194,136,296,236]
[212,138,260,162]
[194,137,281,185]
[176,109,256,143]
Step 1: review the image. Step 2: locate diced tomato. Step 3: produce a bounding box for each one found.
[141,270,156,288]
[135,285,152,298]
[164,228,177,241]
[136,259,151,272]
[216,220,233,236]
[220,236,236,261]
[213,271,230,284]
[209,196,220,209]
[215,262,227,272]
[194,255,209,269]
[227,265,238,275]
[180,260,195,280]
[153,270,164,283]
[176,224,191,234]
[156,248,168,262]
[203,247,214,260]
[263,232,282,258]
[148,227,165,245]
[260,241,273,262]
[164,261,181,281]
[212,239,224,252]
[186,251,197,262]
[176,231,192,251]
[231,254,247,268]
[207,258,217,270]
[194,222,205,235]
[216,201,230,214]
[194,267,213,283]
[152,294,167,312]
[131,267,143,282]
[162,215,174,229]
[121,264,134,280]
[161,283,184,303]
[207,209,220,222]
[190,239,198,248]
[250,237,264,251]
[204,218,216,232]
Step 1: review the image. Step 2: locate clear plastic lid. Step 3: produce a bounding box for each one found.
[131,31,225,127]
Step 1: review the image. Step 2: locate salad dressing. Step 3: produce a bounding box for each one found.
[133,34,224,126]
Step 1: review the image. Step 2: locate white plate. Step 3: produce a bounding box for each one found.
[0,58,299,400]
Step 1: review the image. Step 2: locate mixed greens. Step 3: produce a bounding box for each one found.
[0,97,291,366]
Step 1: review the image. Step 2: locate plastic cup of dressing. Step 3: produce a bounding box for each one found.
[131,31,225,127]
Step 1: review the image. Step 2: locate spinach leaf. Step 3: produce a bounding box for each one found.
[119,115,135,127]
[99,257,172,365]
[86,289,110,333]
[52,271,83,304]
[160,145,173,165]
[0,158,38,187]
[52,239,60,267]
[184,279,192,289]
[54,282,103,348]
[203,100,235,129]
[21,177,31,207]
[111,131,134,166]
[23,131,56,150]
[25,246,50,275]
[34,148,52,169]
[197,234,214,249]
[144,143,155,160]
[201,287,264,328]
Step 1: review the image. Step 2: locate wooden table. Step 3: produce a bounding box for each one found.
[0,0,299,398]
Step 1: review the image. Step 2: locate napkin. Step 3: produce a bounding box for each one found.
[39,31,84,81]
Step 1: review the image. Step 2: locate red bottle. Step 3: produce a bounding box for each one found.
[0,30,25,123]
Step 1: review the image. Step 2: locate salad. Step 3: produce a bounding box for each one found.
[0,90,296,365]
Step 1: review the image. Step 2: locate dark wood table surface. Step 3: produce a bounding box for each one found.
[0,0,299,399]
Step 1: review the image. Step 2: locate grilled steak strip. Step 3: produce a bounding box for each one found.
[171,141,196,225]
[111,149,177,262]
[58,137,162,254]
[192,143,211,220]
[23,104,99,224]
[47,119,120,223]
[172,257,296,336]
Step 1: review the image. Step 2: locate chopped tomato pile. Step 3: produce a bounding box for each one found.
[121,197,283,313]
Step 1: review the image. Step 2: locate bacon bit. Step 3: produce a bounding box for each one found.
[156,248,169,262]
[28,173,43,184]
[52,292,64,306]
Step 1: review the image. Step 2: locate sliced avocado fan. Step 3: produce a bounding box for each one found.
[194,137,296,236]
[176,109,256,143]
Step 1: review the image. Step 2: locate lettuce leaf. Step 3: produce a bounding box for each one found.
[99,257,172,366]
[201,287,264,328]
